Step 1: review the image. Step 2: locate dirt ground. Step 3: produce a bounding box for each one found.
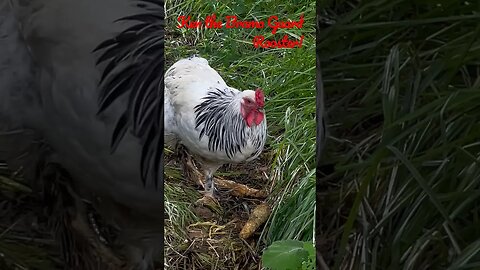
[163,149,273,270]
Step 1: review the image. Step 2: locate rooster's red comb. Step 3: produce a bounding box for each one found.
[255,88,265,107]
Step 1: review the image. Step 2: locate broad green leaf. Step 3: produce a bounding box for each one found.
[262,240,309,270]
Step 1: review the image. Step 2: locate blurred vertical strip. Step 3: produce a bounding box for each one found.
[316,0,329,269]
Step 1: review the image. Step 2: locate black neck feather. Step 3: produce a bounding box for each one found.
[194,87,248,159]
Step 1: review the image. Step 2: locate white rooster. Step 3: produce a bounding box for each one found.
[164,56,267,197]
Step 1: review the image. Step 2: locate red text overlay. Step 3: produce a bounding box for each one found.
[177,14,305,49]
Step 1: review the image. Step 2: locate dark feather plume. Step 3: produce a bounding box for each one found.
[94,0,165,188]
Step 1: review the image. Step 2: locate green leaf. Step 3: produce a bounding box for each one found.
[303,241,315,258]
[301,242,315,270]
[262,240,309,270]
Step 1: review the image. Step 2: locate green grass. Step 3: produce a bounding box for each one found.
[319,1,480,269]
[164,0,316,268]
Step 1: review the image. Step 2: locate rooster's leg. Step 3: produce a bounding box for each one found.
[195,173,220,208]
[204,174,215,197]
[201,164,221,198]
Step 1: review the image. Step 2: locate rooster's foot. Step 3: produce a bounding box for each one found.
[194,192,221,213]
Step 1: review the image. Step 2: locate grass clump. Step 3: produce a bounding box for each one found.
[318,1,480,269]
